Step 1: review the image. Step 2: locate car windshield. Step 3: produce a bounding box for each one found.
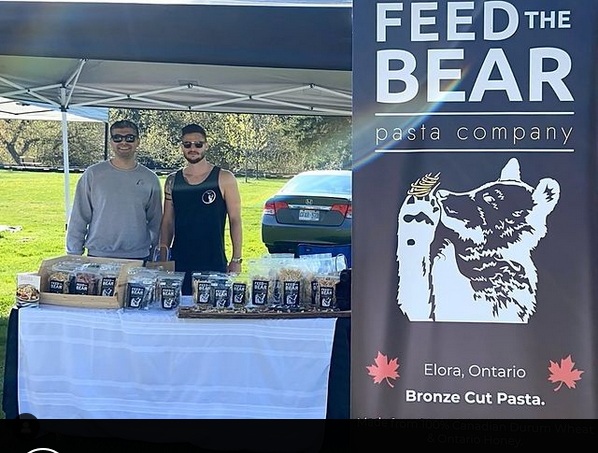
[280,173,351,196]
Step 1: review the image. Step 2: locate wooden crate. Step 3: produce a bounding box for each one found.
[38,255,143,309]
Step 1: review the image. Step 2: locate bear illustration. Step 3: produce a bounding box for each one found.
[397,158,560,323]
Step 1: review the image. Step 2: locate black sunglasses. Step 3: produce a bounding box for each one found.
[112,134,137,143]
[182,141,206,149]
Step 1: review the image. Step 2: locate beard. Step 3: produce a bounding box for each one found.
[184,154,205,164]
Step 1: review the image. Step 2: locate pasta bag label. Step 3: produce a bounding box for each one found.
[214,288,231,308]
[127,284,145,308]
[283,281,300,307]
[161,287,176,309]
[320,286,334,309]
[232,283,246,305]
[197,282,212,305]
[252,280,269,306]
[74,281,90,295]
[100,277,116,296]
[49,279,66,293]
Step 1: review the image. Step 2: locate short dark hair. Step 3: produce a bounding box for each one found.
[181,123,207,139]
[110,120,139,136]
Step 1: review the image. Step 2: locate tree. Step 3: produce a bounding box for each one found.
[111,108,235,169]
[0,109,351,173]
[62,122,106,167]
[220,114,273,180]
[0,119,105,167]
[284,116,352,170]
[0,120,55,165]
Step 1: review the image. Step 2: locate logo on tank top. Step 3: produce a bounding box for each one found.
[202,190,217,205]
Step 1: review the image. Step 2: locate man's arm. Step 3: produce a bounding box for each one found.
[65,172,92,255]
[220,170,242,273]
[146,174,164,257]
[158,173,176,261]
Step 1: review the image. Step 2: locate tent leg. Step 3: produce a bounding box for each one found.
[104,122,109,161]
[61,110,70,232]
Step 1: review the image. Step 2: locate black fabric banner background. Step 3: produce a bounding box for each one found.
[352,0,597,418]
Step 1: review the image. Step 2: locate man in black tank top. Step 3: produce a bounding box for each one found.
[159,124,243,295]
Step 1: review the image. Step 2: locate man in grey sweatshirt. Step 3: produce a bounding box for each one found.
[66,120,162,260]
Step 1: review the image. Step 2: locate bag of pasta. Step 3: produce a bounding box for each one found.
[313,273,340,310]
[278,261,306,310]
[248,258,271,311]
[73,263,102,296]
[124,268,156,309]
[299,254,329,309]
[47,260,80,294]
[156,271,185,310]
[211,274,232,310]
[231,276,248,309]
[98,263,122,297]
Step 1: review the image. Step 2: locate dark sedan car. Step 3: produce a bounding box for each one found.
[261,170,352,254]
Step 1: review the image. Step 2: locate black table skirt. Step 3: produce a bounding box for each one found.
[3,308,350,419]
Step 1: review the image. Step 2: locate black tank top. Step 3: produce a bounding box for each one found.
[171,166,227,272]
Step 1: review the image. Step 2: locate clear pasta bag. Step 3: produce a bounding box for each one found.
[231,276,248,309]
[313,273,340,310]
[264,256,297,308]
[47,260,80,294]
[73,263,102,296]
[98,263,122,297]
[192,272,213,309]
[299,254,333,308]
[248,258,271,311]
[125,268,157,310]
[156,271,185,309]
[278,261,305,310]
[211,274,232,310]
[192,271,228,310]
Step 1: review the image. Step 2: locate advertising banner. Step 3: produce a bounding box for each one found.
[352,0,597,417]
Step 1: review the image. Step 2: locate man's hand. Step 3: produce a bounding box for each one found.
[227,261,241,274]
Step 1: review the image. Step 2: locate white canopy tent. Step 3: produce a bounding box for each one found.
[0,0,351,115]
[0,0,352,226]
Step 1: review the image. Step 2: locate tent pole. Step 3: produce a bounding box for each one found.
[60,88,71,231]
[244,125,248,183]
[104,122,109,161]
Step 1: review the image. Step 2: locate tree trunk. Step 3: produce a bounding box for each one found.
[6,143,22,165]
[244,149,248,183]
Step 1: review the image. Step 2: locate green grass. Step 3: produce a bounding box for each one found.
[0,169,288,417]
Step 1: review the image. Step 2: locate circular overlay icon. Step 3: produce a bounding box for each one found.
[14,413,39,440]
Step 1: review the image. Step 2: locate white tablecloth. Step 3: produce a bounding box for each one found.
[17,304,337,419]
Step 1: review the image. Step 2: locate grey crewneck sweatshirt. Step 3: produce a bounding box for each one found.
[66,160,162,259]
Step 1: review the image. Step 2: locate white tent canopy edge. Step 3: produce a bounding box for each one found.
[0,57,351,116]
[0,96,108,122]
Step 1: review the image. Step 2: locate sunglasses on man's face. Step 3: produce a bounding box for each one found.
[182,141,206,149]
[111,134,137,143]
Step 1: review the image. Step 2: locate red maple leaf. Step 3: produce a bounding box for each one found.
[366,351,400,388]
[548,355,584,392]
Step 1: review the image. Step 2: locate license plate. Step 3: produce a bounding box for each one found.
[299,209,320,221]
